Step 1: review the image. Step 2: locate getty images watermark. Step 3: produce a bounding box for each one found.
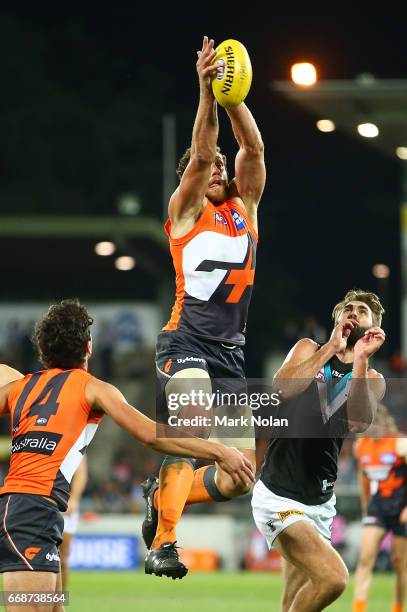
[165,389,287,428]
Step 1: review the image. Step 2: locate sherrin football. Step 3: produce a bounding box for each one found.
[212,39,252,109]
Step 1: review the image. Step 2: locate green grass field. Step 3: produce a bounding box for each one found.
[48,571,395,611]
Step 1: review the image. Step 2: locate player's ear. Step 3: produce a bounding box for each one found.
[86,336,92,357]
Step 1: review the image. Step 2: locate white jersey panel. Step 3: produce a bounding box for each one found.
[183,231,249,301]
[59,423,98,484]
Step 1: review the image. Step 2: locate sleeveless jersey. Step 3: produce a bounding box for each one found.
[0,368,102,511]
[261,354,353,505]
[163,199,257,345]
[354,437,407,511]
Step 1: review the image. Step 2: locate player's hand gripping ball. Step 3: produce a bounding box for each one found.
[212,39,252,108]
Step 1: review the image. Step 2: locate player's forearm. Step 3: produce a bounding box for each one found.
[347,357,376,432]
[226,103,264,154]
[190,92,219,162]
[274,342,336,399]
[149,434,225,463]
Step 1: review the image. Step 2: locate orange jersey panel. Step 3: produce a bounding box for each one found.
[0,368,102,510]
[355,437,407,498]
[163,199,258,345]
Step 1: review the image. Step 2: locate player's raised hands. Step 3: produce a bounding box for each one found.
[196,36,218,95]
[327,319,358,353]
[354,326,386,359]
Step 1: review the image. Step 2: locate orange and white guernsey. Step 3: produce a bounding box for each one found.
[163,199,258,345]
[0,368,102,511]
[354,437,407,499]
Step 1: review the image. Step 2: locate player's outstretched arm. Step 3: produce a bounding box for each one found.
[169,36,219,227]
[66,456,88,515]
[86,377,255,487]
[227,104,265,216]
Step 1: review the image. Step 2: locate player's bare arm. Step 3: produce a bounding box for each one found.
[169,36,219,235]
[86,377,254,487]
[0,382,13,416]
[0,364,23,386]
[227,103,265,229]
[347,327,386,432]
[273,320,358,399]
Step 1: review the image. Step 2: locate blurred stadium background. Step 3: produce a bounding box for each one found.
[1,6,407,610]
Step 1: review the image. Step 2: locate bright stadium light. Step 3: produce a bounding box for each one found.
[316,119,336,133]
[357,123,379,138]
[115,256,136,271]
[396,146,407,160]
[95,241,116,256]
[372,263,390,279]
[291,63,317,87]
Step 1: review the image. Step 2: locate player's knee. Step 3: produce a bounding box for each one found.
[228,480,253,496]
[391,550,405,571]
[324,567,348,599]
[358,552,376,571]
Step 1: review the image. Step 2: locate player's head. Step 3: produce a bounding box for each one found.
[176,146,229,205]
[33,298,94,370]
[332,289,384,347]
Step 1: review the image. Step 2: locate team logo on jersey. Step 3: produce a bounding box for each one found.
[214,212,228,226]
[380,452,397,465]
[11,431,63,455]
[231,209,246,231]
[164,358,173,373]
[278,509,305,522]
[25,547,41,560]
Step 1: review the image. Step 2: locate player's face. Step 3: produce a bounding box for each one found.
[337,301,374,346]
[206,153,228,205]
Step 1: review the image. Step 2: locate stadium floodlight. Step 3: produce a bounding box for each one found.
[357,123,379,138]
[316,119,336,133]
[115,256,136,271]
[372,263,390,279]
[95,241,116,256]
[291,63,317,87]
[396,147,407,160]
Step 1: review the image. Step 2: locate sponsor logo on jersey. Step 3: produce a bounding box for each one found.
[231,209,246,231]
[176,356,206,365]
[380,452,397,465]
[360,454,372,464]
[25,546,41,560]
[164,358,173,373]
[322,479,335,491]
[46,551,60,562]
[36,418,48,425]
[278,509,305,522]
[11,431,63,456]
[214,212,228,226]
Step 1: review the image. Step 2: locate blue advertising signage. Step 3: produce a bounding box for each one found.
[69,535,138,570]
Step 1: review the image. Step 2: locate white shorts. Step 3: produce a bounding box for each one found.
[251,480,336,548]
[63,510,80,535]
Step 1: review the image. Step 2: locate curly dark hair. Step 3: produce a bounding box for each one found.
[33,298,94,369]
[176,146,227,181]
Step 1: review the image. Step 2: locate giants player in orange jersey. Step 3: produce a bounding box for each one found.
[0,299,254,611]
[353,405,407,612]
[143,36,265,579]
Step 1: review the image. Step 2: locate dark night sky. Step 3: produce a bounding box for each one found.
[1,5,406,369]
